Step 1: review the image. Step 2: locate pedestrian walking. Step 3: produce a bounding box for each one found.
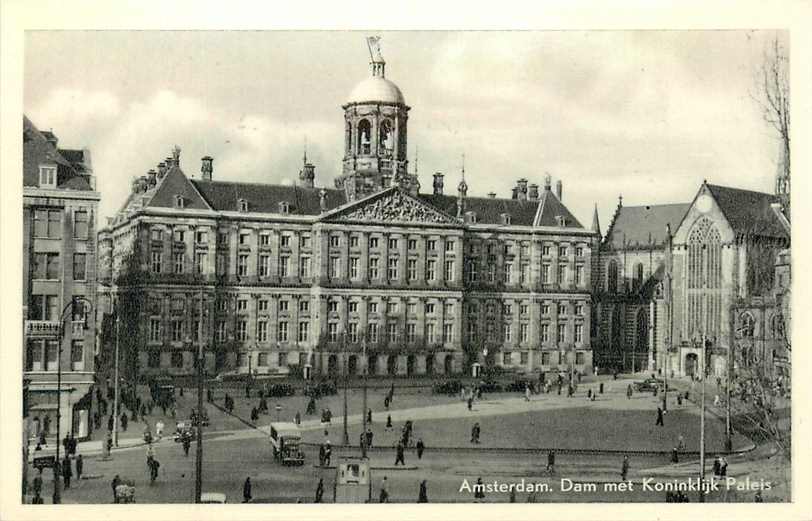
[599,382,604,394]
[386,414,393,431]
[467,397,473,411]
[525,385,532,401]
[62,455,72,488]
[626,384,633,399]
[32,469,43,499]
[243,477,252,503]
[720,456,728,477]
[43,415,51,434]
[149,458,160,484]
[416,438,425,459]
[712,456,721,477]
[121,412,128,431]
[156,419,164,440]
[509,487,516,503]
[546,450,556,474]
[655,406,665,426]
[587,389,592,400]
[318,444,325,467]
[621,455,630,481]
[677,434,685,451]
[110,474,121,503]
[324,441,332,467]
[395,440,406,466]
[671,447,679,463]
[677,393,683,406]
[31,492,44,504]
[75,454,84,481]
[379,476,389,503]
[182,435,191,457]
[418,480,428,503]
[367,408,373,424]
[315,478,324,503]
[474,476,485,501]
[755,490,763,502]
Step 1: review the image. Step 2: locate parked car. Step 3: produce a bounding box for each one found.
[173,420,197,442]
[269,422,305,465]
[633,378,664,392]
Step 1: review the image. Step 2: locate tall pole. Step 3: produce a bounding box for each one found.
[700,331,706,502]
[53,322,64,504]
[113,314,120,447]
[194,289,204,503]
[361,336,368,458]
[342,336,349,446]
[725,306,734,451]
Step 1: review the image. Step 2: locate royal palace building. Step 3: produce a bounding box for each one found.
[98,44,599,380]
[23,116,100,441]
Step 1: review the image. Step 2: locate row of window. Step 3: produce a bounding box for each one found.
[148,318,311,344]
[467,301,587,316]
[468,242,587,258]
[32,209,90,240]
[25,339,84,371]
[465,261,586,285]
[467,322,585,344]
[28,294,89,322]
[147,350,292,369]
[31,252,87,281]
[326,322,456,344]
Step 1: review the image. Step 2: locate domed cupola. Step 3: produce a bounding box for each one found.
[337,37,416,201]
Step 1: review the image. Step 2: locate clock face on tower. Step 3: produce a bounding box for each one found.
[696,194,713,214]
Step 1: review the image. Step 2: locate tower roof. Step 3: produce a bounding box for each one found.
[347,76,405,105]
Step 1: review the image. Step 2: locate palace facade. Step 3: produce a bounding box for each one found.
[98,46,599,380]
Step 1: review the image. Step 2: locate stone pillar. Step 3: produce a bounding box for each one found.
[270,230,280,281]
[360,232,369,284]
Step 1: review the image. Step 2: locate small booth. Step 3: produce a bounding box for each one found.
[334,456,371,503]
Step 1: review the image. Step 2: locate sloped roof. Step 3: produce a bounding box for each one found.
[604,203,689,249]
[419,189,582,228]
[706,184,788,240]
[191,180,347,215]
[148,167,212,211]
[23,116,93,190]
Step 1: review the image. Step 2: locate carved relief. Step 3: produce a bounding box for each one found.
[336,190,455,225]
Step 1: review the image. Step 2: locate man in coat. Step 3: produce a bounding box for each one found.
[621,455,630,481]
[62,455,72,488]
[416,438,425,459]
[315,478,324,503]
[75,454,84,481]
[243,477,252,503]
[656,406,665,426]
[546,450,556,474]
[379,476,389,503]
[418,480,428,503]
[394,440,406,466]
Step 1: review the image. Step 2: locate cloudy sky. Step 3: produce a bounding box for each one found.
[24,30,785,228]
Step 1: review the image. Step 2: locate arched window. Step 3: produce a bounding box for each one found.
[740,312,755,338]
[611,306,622,350]
[686,218,723,338]
[636,308,648,351]
[379,119,393,152]
[357,119,371,155]
[633,263,644,290]
[607,260,618,293]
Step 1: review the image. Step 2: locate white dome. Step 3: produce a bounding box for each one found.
[347,76,405,105]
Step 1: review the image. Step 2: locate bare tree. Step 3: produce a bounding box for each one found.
[753,36,790,181]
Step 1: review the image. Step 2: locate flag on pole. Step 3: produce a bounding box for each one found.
[366,36,383,61]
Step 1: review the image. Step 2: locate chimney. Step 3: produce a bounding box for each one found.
[544,173,552,192]
[516,178,528,201]
[131,178,140,193]
[157,162,167,178]
[528,184,539,201]
[433,172,444,195]
[43,130,58,148]
[511,188,518,199]
[487,192,496,199]
[165,156,174,169]
[555,180,563,201]
[319,188,328,212]
[201,156,213,182]
[147,169,157,187]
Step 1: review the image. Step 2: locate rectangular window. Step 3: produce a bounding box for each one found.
[520,304,528,316]
[427,259,436,281]
[488,264,496,283]
[300,256,311,278]
[576,352,585,365]
[386,301,397,314]
[299,300,309,313]
[329,235,340,248]
[280,234,291,248]
[330,257,341,278]
[558,303,567,316]
[173,252,185,274]
[444,302,453,316]
[328,300,338,313]
[504,263,513,283]
[467,260,478,283]
[486,322,496,342]
[542,303,550,315]
[520,264,529,284]
[559,246,568,257]
[426,323,436,343]
[194,252,206,274]
[72,253,86,280]
[574,324,583,344]
[407,302,417,315]
[279,256,289,277]
[369,237,379,249]
[237,299,247,311]
[442,323,453,343]
[503,323,512,342]
[278,352,288,367]
[73,211,89,239]
[300,235,311,248]
[406,323,416,343]
[520,351,529,365]
[70,340,84,371]
[216,299,228,312]
[575,303,584,316]
[348,301,358,313]
[298,321,309,342]
[542,245,550,256]
[218,231,229,245]
[148,351,161,368]
[557,265,566,284]
[236,320,248,341]
[576,246,584,257]
[195,230,208,244]
[445,240,454,253]
[216,253,227,276]
[237,254,248,276]
[174,229,186,243]
[388,238,398,250]
[368,323,379,343]
[407,259,417,281]
[542,264,550,283]
[368,257,379,279]
[575,265,584,285]
[259,233,270,246]
[258,255,270,277]
[258,321,268,342]
[541,324,549,343]
[151,251,162,273]
[278,322,288,342]
[328,323,338,343]
[427,239,436,251]
[348,322,358,343]
[503,303,512,315]
[541,351,551,365]
[258,352,268,366]
[520,323,529,342]
[171,352,183,368]
[47,210,61,238]
[350,235,359,248]
[149,319,161,342]
[387,323,398,343]
[425,303,435,314]
[258,299,268,313]
[557,324,566,343]
[33,209,48,238]
[503,352,512,365]
[468,322,478,342]
[216,321,227,342]
[33,253,60,280]
[350,257,359,279]
[387,257,398,280]
[444,260,454,281]
[171,320,184,342]
[39,165,57,187]
[237,232,249,246]
[369,302,378,314]
[520,243,530,257]
[279,300,289,313]
[408,239,417,250]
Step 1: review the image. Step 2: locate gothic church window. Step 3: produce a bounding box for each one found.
[608,260,619,293]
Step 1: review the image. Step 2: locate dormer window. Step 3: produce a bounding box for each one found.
[501,213,511,225]
[174,195,185,209]
[238,198,248,213]
[279,201,289,214]
[39,165,57,188]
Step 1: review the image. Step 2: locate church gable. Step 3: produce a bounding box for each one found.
[322,187,459,226]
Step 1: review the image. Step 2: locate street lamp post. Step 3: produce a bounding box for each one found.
[342,334,349,446]
[361,335,368,458]
[53,296,92,504]
[112,314,120,448]
[194,289,205,504]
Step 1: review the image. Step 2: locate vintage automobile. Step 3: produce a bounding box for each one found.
[269,422,305,465]
[173,420,197,442]
[633,378,664,392]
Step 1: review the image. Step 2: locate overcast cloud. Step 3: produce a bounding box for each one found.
[24,30,785,228]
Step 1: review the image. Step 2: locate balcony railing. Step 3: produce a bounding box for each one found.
[25,321,60,337]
